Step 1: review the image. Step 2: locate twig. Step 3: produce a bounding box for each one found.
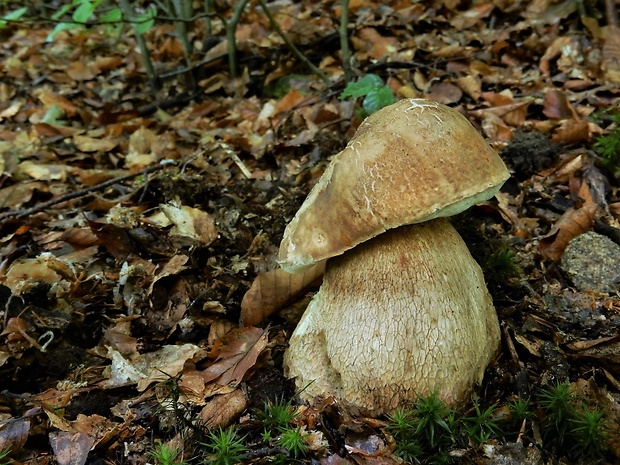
[340,0,352,82]
[0,161,175,223]
[255,0,330,83]
[226,0,251,77]
[117,0,160,90]
[605,0,619,27]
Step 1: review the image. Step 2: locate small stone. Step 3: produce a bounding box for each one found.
[560,231,620,294]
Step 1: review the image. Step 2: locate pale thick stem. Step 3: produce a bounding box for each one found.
[284,219,500,416]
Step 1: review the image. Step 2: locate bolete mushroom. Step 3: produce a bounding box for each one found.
[279,99,510,416]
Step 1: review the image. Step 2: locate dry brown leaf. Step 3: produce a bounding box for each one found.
[37,91,78,117]
[66,61,96,81]
[565,336,620,369]
[540,36,574,75]
[34,122,82,137]
[543,89,579,119]
[426,82,462,104]
[73,134,117,152]
[88,221,135,261]
[0,417,30,454]
[160,204,218,244]
[58,228,100,249]
[471,99,531,129]
[4,258,62,295]
[197,389,247,429]
[449,3,494,30]
[0,181,48,209]
[49,431,95,465]
[602,25,620,83]
[202,327,269,386]
[275,89,306,114]
[103,343,206,390]
[354,28,398,59]
[240,262,325,326]
[551,119,589,144]
[16,160,70,181]
[456,75,481,100]
[538,204,597,261]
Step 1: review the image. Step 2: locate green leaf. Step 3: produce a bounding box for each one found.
[46,21,80,42]
[340,74,385,100]
[41,104,65,125]
[0,6,27,28]
[52,0,79,20]
[362,86,395,114]
[101,7,122,23]
[135,6,156,35]
[72,0,96,23]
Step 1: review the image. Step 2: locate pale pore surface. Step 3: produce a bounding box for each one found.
[284,218,500,416]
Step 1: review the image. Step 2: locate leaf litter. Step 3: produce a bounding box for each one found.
[0,0,620,463]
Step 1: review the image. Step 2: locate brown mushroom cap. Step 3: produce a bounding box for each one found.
[279,99,509,273]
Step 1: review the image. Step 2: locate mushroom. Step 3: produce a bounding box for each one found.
[278,98,510,416]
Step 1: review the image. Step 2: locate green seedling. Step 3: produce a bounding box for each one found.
[387,408,417,439]
[340,74,395,115]
[411,392,455,450]
[0,448,11,465]
[506,397,535,436]
[148,440,187,465]
[593,108,620,176]
[277,426,309,458]
[462,401,502,445]
[202,427,247,465]
[538,381,576,441]
[536,381,612,459]
[0,6,27,28]
[387,409,423,463]
[259,397,299,431]
[486,248,522,282]
[569,406,610,459]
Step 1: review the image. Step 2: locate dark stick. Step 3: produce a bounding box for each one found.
[0,161,175,223]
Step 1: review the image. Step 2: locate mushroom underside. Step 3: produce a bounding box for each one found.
[283,218,501,416]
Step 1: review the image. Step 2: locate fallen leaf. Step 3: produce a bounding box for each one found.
[88,221,135,261]
[202,327,269,386]
[4,258,62,295]
[49,431,95,465]
[550,119,589,144]
[160,204,218,244]
[16,161,70,181]
[538,204,597,261]
[37,91,78,117]
[241,263,325,326]
[73,134,117,152]
[543,89,578,119]
[103,343,206,390]
[0,417,30,454]
[197,389,247,429]
[66,61,96,81]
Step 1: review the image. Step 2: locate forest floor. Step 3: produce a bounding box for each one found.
[1,0,620,464]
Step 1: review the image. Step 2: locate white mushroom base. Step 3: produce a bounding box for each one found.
[283,218,500,416]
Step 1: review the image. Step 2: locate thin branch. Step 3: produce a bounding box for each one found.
[255,0,329,83]
[204,0,214,35]
[117,0,159,89]
[226,0,251,77]
[0,162,175,223]
[340,0,352,82]
[604,0,619,27]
